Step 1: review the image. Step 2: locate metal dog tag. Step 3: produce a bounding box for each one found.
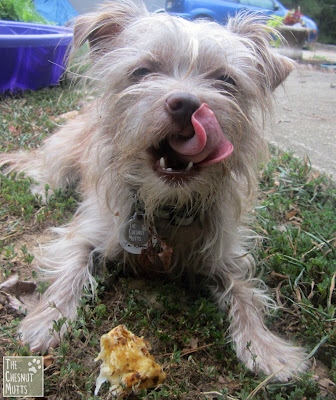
[119,213,149,255]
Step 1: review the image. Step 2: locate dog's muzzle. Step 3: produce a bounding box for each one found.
[151,93,234,182]
[168,101,233,166]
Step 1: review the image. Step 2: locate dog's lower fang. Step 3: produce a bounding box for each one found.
[160,157,166,169]
[185,161,193,172]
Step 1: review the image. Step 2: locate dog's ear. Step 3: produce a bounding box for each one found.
[72,0,148,52]
[227,14,294,90]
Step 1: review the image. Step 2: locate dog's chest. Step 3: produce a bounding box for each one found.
[123,217,205,275]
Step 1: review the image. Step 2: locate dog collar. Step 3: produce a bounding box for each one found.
[153,205,198,227]
[118,191,199,255]
[132,190,200,227]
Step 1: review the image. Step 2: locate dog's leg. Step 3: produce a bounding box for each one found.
[212,258,308,381]
[18,199,120,352]
[0,114,94,198]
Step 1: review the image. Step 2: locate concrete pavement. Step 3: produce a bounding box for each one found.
[302,43,336,64]
[265,55,336,180]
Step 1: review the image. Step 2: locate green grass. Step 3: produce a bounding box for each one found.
[0,82,335,399]
[0,82,84,152]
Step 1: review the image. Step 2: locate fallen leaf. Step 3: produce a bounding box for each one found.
[43,355,54,368]
[139,234,173,272]
[275,224,287,233]
[139,239,156,269]
[189,337,198,349]
[285,209,297,220]
[294,287,302,302]
[312,361,336,398]
[0,275,39,313]
[319,378,335,394]
[308,281,315,300]
[0,275,36,296]
[158,241,173,271]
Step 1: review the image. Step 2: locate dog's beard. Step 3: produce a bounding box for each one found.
[112,156,227,224]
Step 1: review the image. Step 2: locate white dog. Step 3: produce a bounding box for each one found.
[0,0,308,382]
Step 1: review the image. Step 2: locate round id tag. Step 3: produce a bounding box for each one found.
[119,213,150,255]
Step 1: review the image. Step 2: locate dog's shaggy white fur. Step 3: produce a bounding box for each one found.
[0,0,308,381]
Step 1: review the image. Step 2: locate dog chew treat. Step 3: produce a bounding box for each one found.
[94,325,166,396]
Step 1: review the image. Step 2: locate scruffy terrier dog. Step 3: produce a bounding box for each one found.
[1,0,308,382]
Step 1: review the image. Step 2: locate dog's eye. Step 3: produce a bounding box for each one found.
[218,75,235,87]
[132,67,152,79]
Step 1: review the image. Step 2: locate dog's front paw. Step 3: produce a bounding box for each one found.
[236,331,309,381]
[18,306,66,352]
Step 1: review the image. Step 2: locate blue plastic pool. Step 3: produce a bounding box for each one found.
[0,20,73,93]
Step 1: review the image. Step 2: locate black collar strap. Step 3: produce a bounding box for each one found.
[131,191,199,227]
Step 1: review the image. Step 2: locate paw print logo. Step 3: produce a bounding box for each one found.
[28,358,42,374]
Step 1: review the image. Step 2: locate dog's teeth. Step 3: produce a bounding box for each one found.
[185,161,193,171]
[166,168,172,172]
[160,157,166,169]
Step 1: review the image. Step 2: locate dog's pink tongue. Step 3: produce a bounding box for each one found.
[168,103,233,166]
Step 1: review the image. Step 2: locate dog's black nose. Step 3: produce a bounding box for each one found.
[165,93,201,128]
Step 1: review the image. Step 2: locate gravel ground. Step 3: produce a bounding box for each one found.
[265,61,336,180]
